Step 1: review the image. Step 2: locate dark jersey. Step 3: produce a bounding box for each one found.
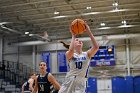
[24,79,35,92]
[37,73,52,93]
[24,81,30,91]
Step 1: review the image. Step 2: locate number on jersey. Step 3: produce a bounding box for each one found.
[40,84,44,91]
[75,61,82,69]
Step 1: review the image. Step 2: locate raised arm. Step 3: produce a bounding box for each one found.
[66,35,76,61]
[86,24,99,58]
[66,28,76,61]
[48,73,61,90]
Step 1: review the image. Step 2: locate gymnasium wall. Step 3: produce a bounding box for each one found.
[3,38,33,66]
[1,38,140,76]
[35,52,58,73]
[0,36,3,62]
[3,38,19,62]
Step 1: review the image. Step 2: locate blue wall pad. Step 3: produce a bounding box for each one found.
[86,77,97,93]
[125,76,134,93]
[133,76,140,93]
[112,76,126,93]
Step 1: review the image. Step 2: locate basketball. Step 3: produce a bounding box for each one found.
[71,19,86,35]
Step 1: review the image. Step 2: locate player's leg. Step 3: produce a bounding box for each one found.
[58,76,75,93]
[74,77,86,93]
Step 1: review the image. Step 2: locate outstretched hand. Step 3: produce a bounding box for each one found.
[85,22,91,32]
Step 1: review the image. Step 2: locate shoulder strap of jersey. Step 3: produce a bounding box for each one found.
[45,72,49,79]
[37,74,40,81]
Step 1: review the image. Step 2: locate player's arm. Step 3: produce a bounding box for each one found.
[21,82,25,93]
[32,76,38,93]
[28,79,34,93]
[86,24,99,58]
[66,28,76,61]
[48,73,61,90]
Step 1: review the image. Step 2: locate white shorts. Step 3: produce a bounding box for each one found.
[24,91,30,93]
[58,76,86,93]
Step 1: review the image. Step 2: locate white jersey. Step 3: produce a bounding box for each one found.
[58,52,90,93]
[66,52,90,78]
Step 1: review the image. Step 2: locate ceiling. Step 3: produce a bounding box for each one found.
[0,0,140,43]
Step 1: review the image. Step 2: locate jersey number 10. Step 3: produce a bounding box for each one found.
[75,61,82,69]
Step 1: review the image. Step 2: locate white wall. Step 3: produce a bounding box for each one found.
[97,78,112,93]
[131,45,140,64]
[130,38,140,64]
[51,52,58,73]
[116,45,126,65]
[19,53,33,67]
[36,52,42,72]
[0,36,3,62]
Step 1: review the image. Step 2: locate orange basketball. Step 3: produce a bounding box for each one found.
[71,19,86,35]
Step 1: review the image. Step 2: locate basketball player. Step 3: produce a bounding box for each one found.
[58,23,99,93]
[22,72,36,93]
[33,61,61,93]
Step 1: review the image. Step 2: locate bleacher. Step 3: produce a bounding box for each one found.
[0,60,33,93]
